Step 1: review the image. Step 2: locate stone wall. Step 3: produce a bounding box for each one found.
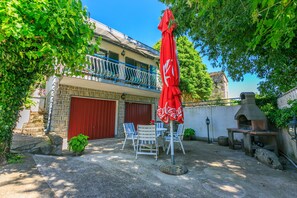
[277,87,297,109]
[50,84,156,139]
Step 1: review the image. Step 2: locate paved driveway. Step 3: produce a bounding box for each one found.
[1,138,297,197]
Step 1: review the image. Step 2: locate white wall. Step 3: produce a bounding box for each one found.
[46,76,55,96]
[184,105,241,141]
[15,110,30,129]
[15,89,46,130]
[277,86,297,161]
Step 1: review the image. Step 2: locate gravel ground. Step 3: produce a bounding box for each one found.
[1,137,297,198]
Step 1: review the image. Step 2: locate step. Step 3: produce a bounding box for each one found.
[21,131,45,137]
[29,113,44,121]
[29,117,44,122]
[22,127,44,133]
[13,129,22,133]
[25,122,44,128]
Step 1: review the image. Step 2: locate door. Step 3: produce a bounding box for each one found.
[68,97,116,140]
[125,103,152,129]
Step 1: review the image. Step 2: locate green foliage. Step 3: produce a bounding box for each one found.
[68,134,89,154]
[23,75,46,109]
[23,98,36,109]
[0,0,99,160]
[154,36,212,101]
[184,128,195,138]
[6,153,25,164]
[160,0,297,95]
[256,95,297,128]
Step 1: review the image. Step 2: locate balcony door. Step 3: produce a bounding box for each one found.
[125,57,149,86]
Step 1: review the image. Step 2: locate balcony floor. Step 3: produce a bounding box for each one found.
[60,76,160,98]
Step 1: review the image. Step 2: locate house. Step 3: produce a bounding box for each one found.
[44,19,161,140]
[209,71,228,99]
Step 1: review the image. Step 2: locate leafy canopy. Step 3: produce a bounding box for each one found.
[0,0,99,76]
[0,0,99,159]
[160,0,297,96]
[154,36,213,101]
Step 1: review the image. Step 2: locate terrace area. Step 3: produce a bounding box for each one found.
[2,137,297,197]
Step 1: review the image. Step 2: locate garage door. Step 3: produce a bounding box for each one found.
[125,103,152,129]
[68,97,116,140]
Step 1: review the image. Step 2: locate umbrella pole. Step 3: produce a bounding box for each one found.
[170,120,175,165]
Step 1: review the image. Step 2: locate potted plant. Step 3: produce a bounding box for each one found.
[183,128,195,140]
[68,134,89,156]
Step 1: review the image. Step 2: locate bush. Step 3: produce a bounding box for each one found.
[68,134,89,155]
[184,128,195,138]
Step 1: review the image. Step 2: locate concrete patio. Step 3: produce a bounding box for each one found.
[1,138,297,197]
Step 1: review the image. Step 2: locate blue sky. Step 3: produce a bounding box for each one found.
[82,0,260,98]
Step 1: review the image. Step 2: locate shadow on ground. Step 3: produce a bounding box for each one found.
[0,153,54,198]
[1,136,297,198]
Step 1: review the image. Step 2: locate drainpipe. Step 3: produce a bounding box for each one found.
[45,76,58,134]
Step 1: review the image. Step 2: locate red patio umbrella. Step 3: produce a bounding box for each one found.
[157,9,184,165]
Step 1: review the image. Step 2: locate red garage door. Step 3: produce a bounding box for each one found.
[68,97,116,140]
[125,103,152,129]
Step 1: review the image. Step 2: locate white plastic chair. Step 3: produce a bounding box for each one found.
[155,122,164,128]
[136,125,158,160]
[164,124,185,155]
[122,123,138,151]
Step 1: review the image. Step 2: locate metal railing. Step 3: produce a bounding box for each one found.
[183,97,241,107]
[83,55,161,90]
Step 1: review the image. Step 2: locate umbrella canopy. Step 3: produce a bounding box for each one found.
[157,9,184,124]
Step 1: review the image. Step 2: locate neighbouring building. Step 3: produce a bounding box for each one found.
[209,71,228,99]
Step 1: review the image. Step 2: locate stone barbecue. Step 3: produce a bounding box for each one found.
[227,92,278,157]
[234,92,267,131]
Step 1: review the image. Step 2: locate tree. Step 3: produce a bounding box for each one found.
[154,36,213,102]
[0,0,99,162]
[160,0,297,96]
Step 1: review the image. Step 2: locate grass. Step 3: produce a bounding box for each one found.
[6,153,25,164]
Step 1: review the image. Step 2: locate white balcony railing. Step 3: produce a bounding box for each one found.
[82,55,161,90]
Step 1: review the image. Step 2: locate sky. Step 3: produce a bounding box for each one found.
[82,0,260,98]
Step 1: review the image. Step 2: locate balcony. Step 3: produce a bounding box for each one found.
[60,55,161,97]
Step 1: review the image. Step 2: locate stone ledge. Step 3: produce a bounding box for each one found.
[159,164,188,175]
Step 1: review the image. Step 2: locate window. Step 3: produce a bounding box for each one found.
[125,57,136,67]
[136,61,148,71]
[97,49,108,58]
[125,57,148,71]
[108,51,119,63]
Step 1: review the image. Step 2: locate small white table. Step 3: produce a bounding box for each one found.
[156,127,167,137]
[156,127,167,151]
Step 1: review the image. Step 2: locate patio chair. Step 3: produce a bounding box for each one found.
[164,124,185,155]
[136,125,158,160]
[155,121,164,128]
[122,123,138,151]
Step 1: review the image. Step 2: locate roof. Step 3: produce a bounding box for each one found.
[90,18,160,60]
